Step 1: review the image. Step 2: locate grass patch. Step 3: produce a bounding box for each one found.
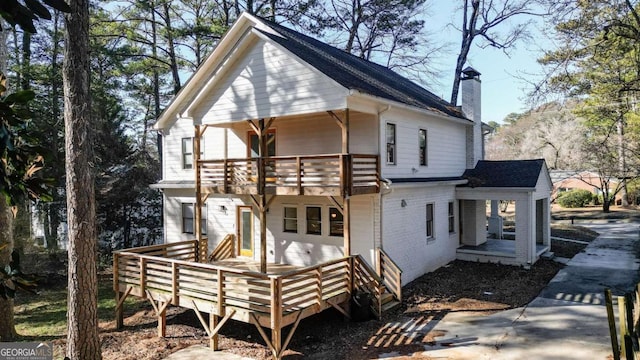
[14,274,147,339]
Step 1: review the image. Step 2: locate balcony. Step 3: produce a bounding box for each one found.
[198,154,379,196]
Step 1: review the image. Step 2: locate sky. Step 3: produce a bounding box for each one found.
[425,2,552,123]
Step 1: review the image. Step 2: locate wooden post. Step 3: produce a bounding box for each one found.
[257,118,268,273]
[619,295,628,356]
[341,109,349,153]
[158,307,167,338]
[194,124,204,262]
[375,248,382,277]
[140,257,146,297]
[605,289,620,360]
[114,253,123,329]
[210,313,219,350]
[344,196,351,257]
[271,277,282,358]
[171,262,178,305]
[341,110,351,257]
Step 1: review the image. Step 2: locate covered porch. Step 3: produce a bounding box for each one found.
[455,160,553,267]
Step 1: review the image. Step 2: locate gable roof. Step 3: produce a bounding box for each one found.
[154,13,466,129]
[254,18,465,119]
[461,160,547,188]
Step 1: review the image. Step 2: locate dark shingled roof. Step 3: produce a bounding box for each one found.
[388,176,466,184]
[255,18,466,119]
[461,160,546,188]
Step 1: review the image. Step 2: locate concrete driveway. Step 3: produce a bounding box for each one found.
[388,220,640,360]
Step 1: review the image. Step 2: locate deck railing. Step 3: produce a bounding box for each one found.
[113,241,403,358]
[376,248,403,301]
[114,241,357,328]
[208,234,236,262]
[198,154,379,196]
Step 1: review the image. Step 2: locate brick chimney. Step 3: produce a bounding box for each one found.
[461,66,482,169]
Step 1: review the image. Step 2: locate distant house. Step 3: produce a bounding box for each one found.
[551,170,621,204]
[113,13,553,357]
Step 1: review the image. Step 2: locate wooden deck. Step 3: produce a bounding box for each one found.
[113,239,401,359]
[198,153,379,197]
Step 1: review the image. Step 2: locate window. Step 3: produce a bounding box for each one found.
[329,207,344,236]
[182,138,193,169]
[182,203,207,234]
[419,129,427,166]
[426,203,434,239]
[448,202,455,233]
[248,130,276,157]
[182,137,204,170]
[306,206,322,235]
[386,123,396,164]
[283,206,298,233]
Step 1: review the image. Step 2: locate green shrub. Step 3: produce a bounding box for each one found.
[557,189,593,208]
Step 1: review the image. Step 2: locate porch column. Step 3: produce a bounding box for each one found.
[248,118,274,273]
[342,110,351,256]
[258,119,267,273]
[515,194,536,266]
[194,124,206,262]
[487,200,503,239]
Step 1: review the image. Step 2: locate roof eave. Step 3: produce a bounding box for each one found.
[348,90,471,125]
[457,186,536,192]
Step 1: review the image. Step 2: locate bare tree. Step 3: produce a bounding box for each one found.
[450,0,547,105]
[63,0,101,358]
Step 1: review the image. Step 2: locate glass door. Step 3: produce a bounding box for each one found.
[237,206,253,257]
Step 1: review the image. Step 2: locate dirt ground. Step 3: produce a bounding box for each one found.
[39,258,566,360]
[24,224,597,360]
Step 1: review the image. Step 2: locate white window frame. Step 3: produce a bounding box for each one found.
[448,201,455,233]
[182,203,207,235]
[426,203,434,240]
[386,123,396,165]
[329,207,344,237]
[283,206,298,233]
[182,137,204,170]
[306,206,322,235]
[419,129,427,166]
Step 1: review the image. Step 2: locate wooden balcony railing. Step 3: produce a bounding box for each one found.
[198,154,379,196]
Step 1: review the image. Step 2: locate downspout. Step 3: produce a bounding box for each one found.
[377,104,392,252]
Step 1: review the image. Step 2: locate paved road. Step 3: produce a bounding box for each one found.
[387,220,640,360]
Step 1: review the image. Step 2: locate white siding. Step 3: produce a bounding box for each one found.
[268,197,343,266]
[163,189,246,252]
[163,118,195,181]
[185,112,378,161]
[379,108,467,179]
[191,38,349,124]
[381,185,459,285]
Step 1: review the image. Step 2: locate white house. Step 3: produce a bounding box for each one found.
[151,12,552,288]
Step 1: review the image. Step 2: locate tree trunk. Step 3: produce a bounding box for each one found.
[63,0,101,358]
[617,113,629,207]
[0,18,16,344]
[0,202,16,341]
[450,0,479,105]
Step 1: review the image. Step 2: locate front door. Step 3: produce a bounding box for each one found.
[237,206,253,257]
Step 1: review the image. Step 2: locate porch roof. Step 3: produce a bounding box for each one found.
[460,159,547,189]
